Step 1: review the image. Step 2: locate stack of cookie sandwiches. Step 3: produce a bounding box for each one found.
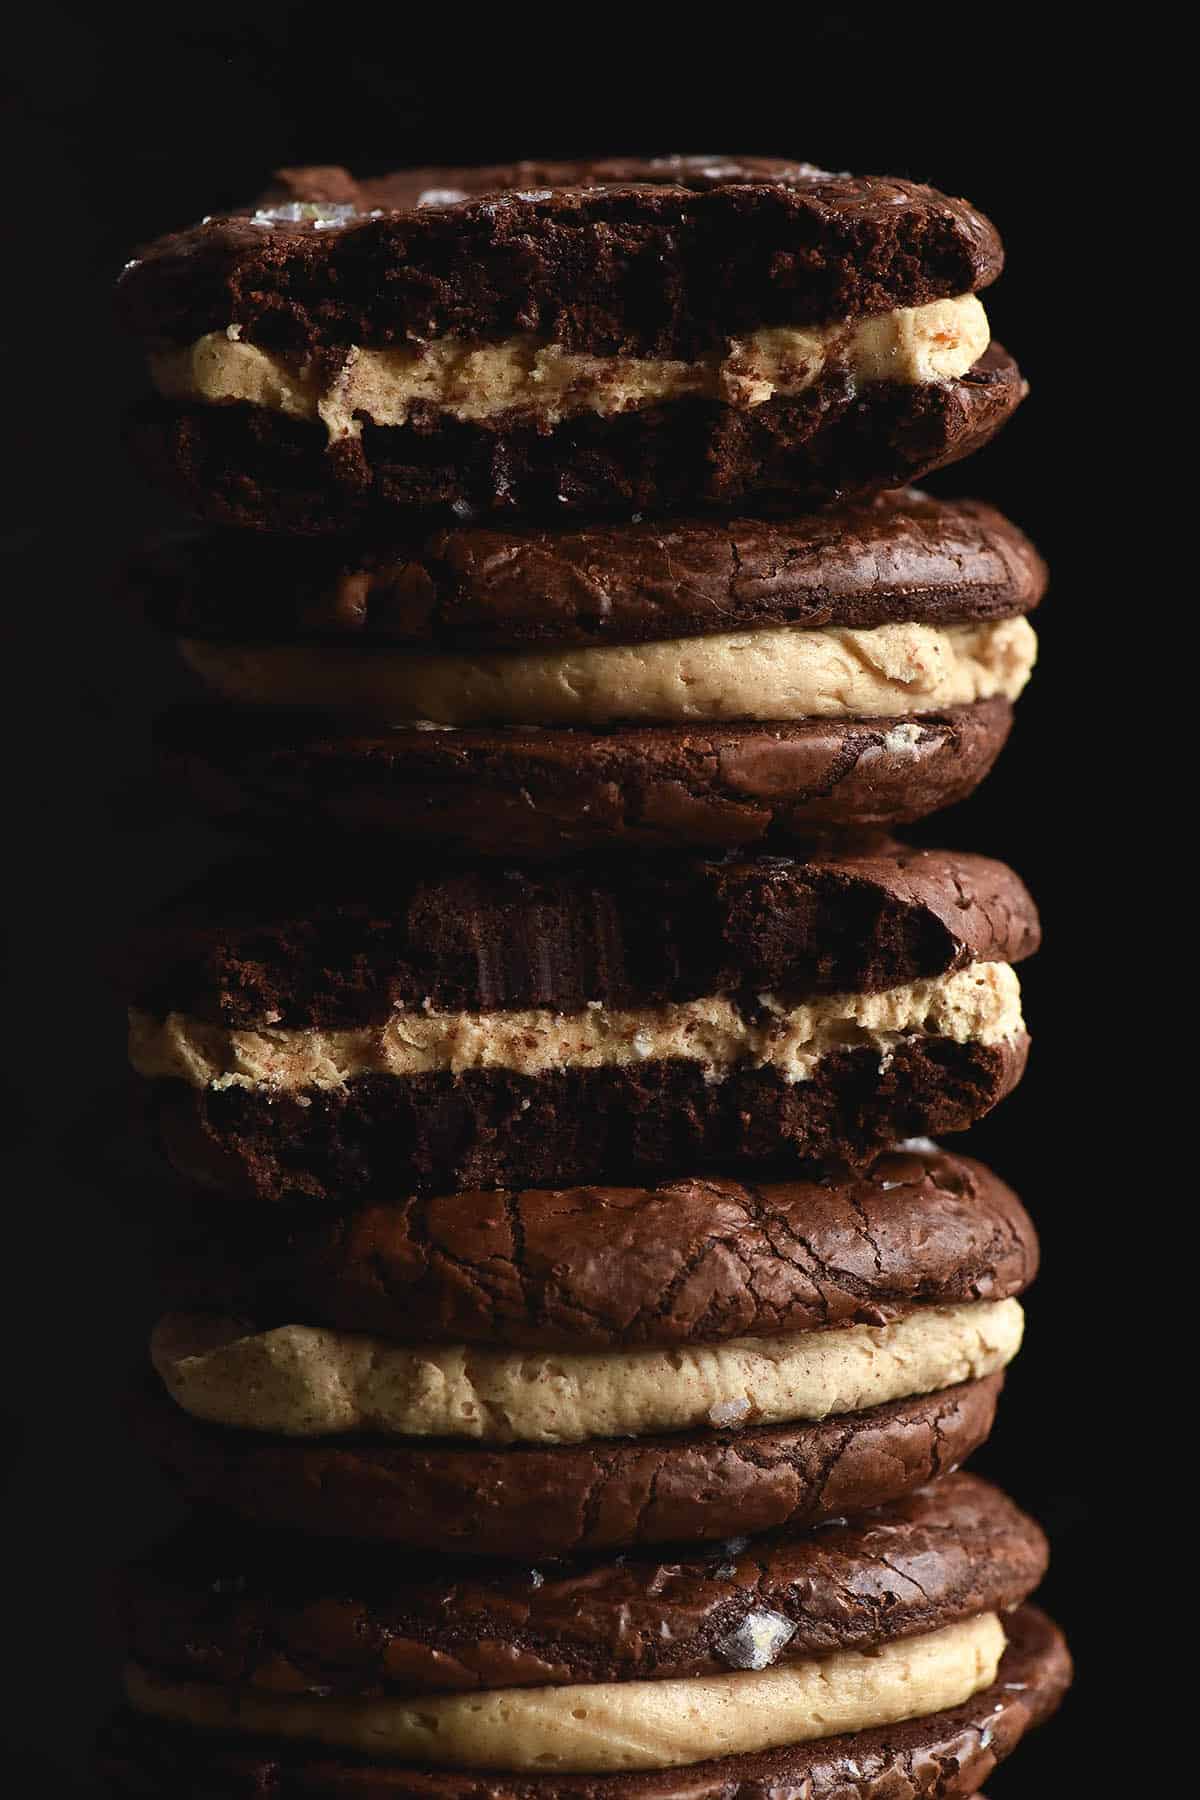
[102,157,1069,1797]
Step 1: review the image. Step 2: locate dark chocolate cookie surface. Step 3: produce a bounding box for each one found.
[97,1606,1068,1799]
[130,843,1040,1028]
[119,1474,1046,1696]
[134,492,1044,650]
[159,698,1017,853]
[139,1374,1004,1554]
[166,1146,1038,1350]
[118,158,1003,357]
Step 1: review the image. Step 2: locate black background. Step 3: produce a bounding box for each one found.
[2,9,1125,1790]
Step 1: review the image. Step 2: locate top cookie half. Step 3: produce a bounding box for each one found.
[117,157,1023,530]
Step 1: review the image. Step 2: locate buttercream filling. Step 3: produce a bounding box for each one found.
[128,962,1024,1092]
[176,615,1036,727]
[150,1297,1023,1444]
[149,293,990,436]
[124,1613,1005,1771]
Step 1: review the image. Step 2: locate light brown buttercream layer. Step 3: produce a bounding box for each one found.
[150,294,990,436]
[125,1613,1004,1772]
[151,1298,1024,1444]
[129,963,1025,1092]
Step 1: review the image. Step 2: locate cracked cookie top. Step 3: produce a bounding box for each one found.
[117,1472,1045,1695]
[161,1145,1037,1350]
[130,491,1045,651]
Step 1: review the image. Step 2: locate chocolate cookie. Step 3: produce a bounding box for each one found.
[117,159,1022,525]
[128,845,1040,1025]
[96,1605,1069,1797]
[139,1373,1005,1555]
[132,493,1045,650]
[164,1146,1038,1350]
[128,845,1038,1199]
[118,159,1005,353]
[159,698,1019,853]
[116,1474,1047,1694]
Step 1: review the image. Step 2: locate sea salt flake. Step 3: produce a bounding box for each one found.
[881,722,925,754]
[707,1395,751,1429]
[715,1609,797,1671]
[251,201,362,229]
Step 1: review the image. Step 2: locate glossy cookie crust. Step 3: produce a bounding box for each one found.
[134,492,1044,650]
[118,1474,1046,1695]
[163,1145,1037,1350]
[138,1373,1005,1555]
[158,698,1019,852]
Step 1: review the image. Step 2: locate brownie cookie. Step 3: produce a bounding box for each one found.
[119,158,1006,352]
[114,1474,1045,1689]
[162,1145,1038,1349]
[161,699,1017,852]
[143,491,1041,850]
[117,159,1023,526]
[133,494,1045,650]
[97,1478,1067,1791]
[128,845,1038,1200]
[137,1373,1007,1554]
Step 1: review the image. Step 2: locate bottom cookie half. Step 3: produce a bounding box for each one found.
[97,1605,1067,1798]
[139,1373,1004,1555]
[158,699,1014,855]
